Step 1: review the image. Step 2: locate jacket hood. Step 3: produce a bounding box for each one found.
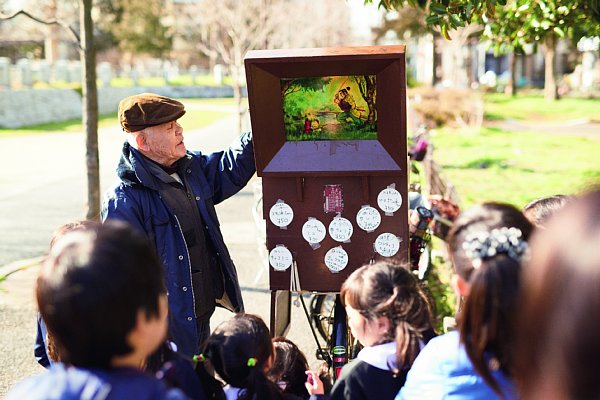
[117,142,194,190]
[117,141,160,190]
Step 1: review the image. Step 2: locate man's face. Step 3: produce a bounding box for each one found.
[139,120,185,167]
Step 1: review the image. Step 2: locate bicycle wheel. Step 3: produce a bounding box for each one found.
[311,293,336,343]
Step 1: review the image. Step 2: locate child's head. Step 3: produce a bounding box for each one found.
[37,220,167,369]
[267,337,309,398]
[340,262,433,371]
[48,220,97,250]
[516,188,600,399]
[523,194,571,228]
[447,202,533,395]
[204,313,282,400]
[44,220,96,364]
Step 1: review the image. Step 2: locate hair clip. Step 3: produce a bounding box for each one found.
[247,357,257,367]
[462,227,528,269]
[193,353,206,363]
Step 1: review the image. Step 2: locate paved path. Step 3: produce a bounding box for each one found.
[0,113,321,397]
[485,118,600,138]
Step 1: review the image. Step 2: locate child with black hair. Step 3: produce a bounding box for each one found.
[522,194,571,228]
[398,202,532,399]
[10,221,190,399]
[146,340,210,399]
[34,220,96,368]
[268,337,333,399]
[267,337,310,398]
[201,313,305,400]
[306,262,436,400]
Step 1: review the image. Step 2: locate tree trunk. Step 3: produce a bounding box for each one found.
[505,50,517,97]
[80,0,100,220]
[232,63,243,134]
[432,33,439,86]
[356,75,376,124]
[234,82,243,134]
[365,76,376,125]
[544,33,558,101]
[44,0,59,63]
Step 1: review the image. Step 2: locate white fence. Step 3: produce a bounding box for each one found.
[0,85,235,128]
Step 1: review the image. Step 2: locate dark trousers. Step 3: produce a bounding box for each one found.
[197,318,211,351]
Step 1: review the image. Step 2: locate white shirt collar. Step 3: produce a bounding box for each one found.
[357,341,398,371]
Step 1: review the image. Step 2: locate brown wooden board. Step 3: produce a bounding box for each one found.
[264,175,408,292]
[270,290,291,337]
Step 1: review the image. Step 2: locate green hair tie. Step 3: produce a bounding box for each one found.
[193,353,206,363]
[247,357,257,367]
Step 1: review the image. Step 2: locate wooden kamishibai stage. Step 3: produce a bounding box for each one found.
[244,45,408,335]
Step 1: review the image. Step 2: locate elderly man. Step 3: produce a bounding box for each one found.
[102,93,255,357]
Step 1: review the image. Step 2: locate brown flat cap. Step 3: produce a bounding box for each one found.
[118,93,186,132]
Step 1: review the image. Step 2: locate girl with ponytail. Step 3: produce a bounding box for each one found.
[202,313,300,400]
[398,202,532,400]
[306,262,435,400]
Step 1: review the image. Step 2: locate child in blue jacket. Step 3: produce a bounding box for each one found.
[10,221,191,399]
[398,203,532,399]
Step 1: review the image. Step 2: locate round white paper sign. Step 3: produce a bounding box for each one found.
[374,233,401,257]
[356,206,381,232]
[328,217,354,242]
[324,247,349,273]
[377,188,403,213]
[269,246,293,271]
[269,202,294,227]
[302,219,327,244]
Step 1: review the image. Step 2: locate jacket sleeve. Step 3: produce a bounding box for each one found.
[202,131,256,205]
[101,187,147,236]
[34,313,50,369]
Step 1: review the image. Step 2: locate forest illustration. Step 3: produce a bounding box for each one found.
[281,75,377,141]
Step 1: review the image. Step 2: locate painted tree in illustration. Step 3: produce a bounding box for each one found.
[282,77,330,98]
[355,76,376,125]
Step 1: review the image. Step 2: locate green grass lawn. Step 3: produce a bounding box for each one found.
[430,93,600,209]
[33,74,235,89]
[484,93,600,122]
[0,97,237,137]
[431,126,600,209]
[111,75,234,87]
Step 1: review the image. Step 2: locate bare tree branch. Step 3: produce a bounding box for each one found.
[0,9,81,48]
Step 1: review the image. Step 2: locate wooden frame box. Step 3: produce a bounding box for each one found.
[245,45,408,293]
